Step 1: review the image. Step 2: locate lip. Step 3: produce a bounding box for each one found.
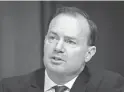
[50,56,65,63]
[51,56,65,61]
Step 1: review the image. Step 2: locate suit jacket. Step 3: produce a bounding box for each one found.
[0,66,124,92]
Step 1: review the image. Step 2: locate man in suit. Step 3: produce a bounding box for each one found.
[0,6,124,92]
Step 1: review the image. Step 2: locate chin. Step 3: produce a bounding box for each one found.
[46,64,65,73]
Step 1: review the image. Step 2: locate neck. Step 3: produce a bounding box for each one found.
[46,68,84,85]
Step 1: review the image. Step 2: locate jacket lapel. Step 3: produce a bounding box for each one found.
[27,68,45,92]
[70,66,90,92]
[70,66,97,92]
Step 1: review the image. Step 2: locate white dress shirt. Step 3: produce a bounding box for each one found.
[44,70,78,92]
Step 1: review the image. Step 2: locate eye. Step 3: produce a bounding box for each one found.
[46,35,56,43]
[65,39,76,44]
[49,35,56,40]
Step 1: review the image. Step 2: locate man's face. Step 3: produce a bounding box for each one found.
[44,14,94,76]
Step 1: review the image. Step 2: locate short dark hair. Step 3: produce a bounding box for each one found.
[48,6,98,46]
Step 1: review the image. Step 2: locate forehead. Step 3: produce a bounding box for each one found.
[48,14,90,39]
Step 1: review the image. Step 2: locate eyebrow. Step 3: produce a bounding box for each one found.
[48,31,58,36]
[64,36,77,41]
[48,31,77,41]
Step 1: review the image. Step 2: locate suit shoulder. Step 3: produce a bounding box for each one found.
[103,70,124,81]
[89,67,124,88]
[99,70,124,88]
[0,68,44,88]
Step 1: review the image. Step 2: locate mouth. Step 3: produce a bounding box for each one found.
[50,56,65,64]
[51,56,64,61]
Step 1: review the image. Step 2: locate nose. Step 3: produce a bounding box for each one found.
[54,39,65,53]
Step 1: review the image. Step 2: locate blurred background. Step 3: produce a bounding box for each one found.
[0,1,124,80]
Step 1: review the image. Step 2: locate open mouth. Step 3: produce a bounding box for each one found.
[52,56,64,61]
[50,56,65,65]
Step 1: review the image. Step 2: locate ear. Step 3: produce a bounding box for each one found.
[85,46,96,63]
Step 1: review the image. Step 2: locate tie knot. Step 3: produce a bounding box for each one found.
[53,85,68,92]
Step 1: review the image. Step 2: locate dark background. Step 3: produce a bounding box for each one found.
[0,1,124,80]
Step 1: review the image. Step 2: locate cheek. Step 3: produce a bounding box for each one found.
[44,39,55,49]
[66,47,87,58]
[44,42,54,57]
[65,46,88,67]
[67,48,86,68]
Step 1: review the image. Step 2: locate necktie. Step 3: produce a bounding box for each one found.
[53,86,68,92]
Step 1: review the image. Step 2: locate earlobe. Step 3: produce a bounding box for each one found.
[90,46,96,57]
[85,46,96,63]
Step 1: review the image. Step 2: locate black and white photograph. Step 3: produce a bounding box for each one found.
[0,1,124,92]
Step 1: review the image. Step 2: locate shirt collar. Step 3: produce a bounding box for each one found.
[44,70,78,91]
